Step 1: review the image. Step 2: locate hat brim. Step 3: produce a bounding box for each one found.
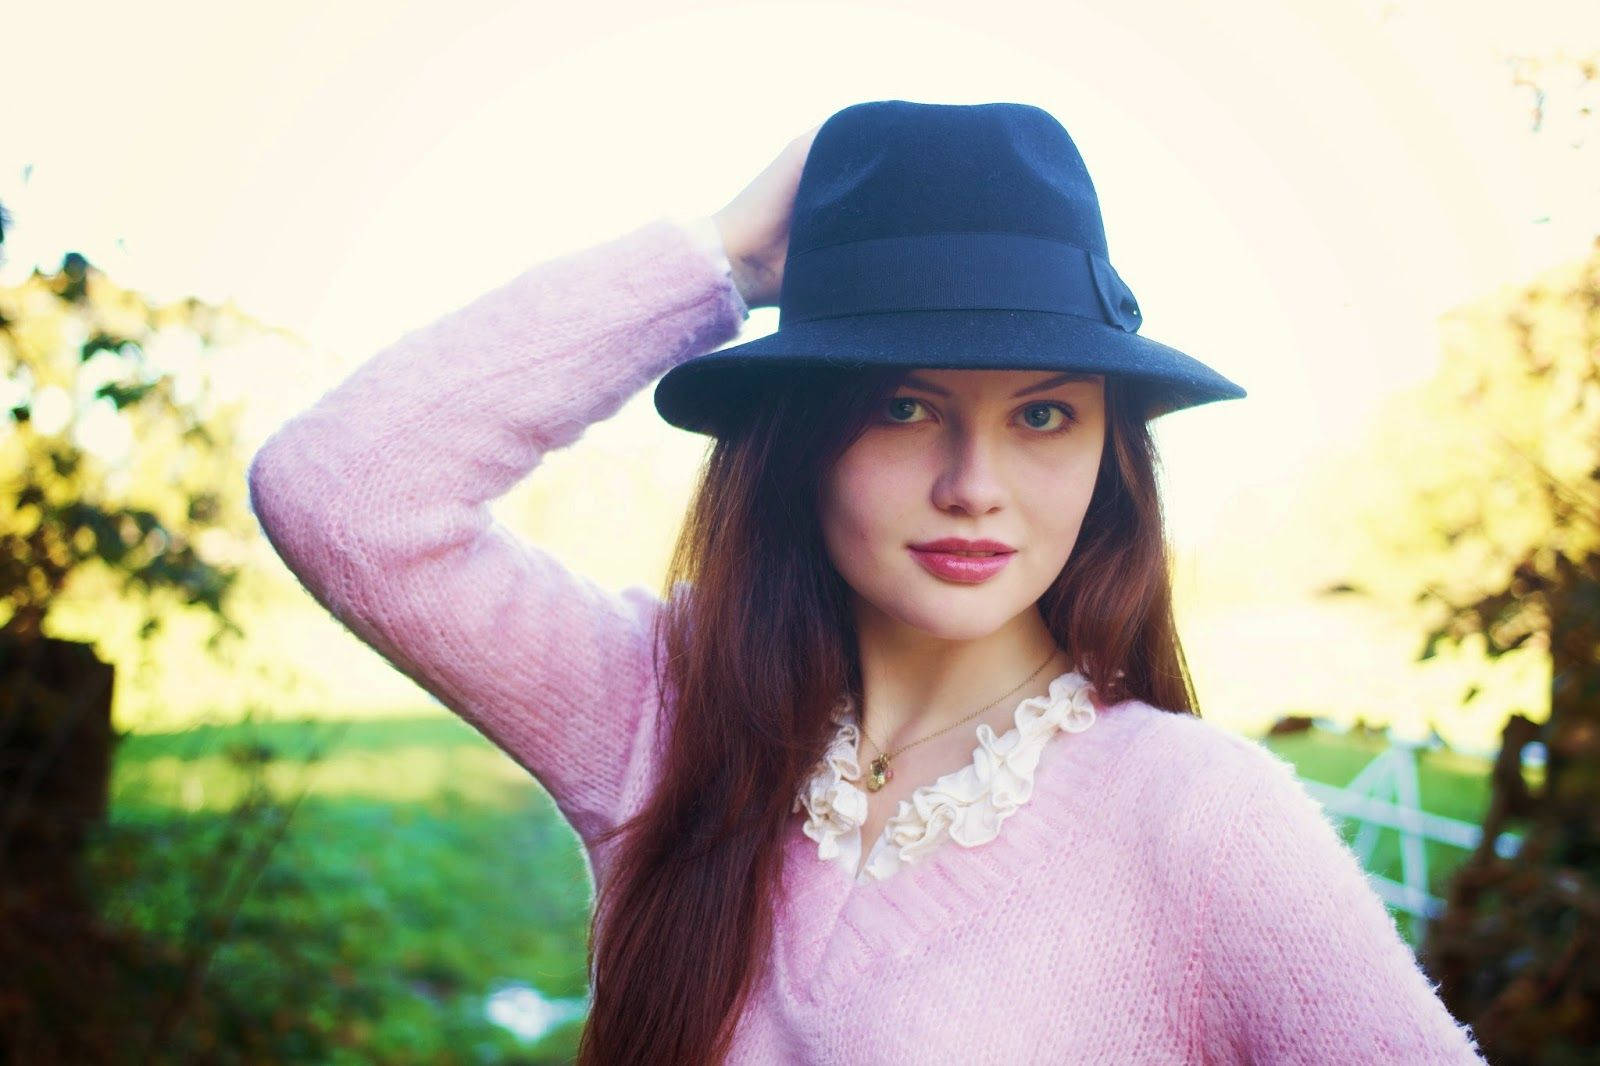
[653,308,1246,436]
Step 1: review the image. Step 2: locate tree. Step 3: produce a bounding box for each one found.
[1320,54,1599,1063]
[0,192,294,1061]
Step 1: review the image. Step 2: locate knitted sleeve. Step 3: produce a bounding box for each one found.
[1195,745,1488,1064]
[245,216,748,847]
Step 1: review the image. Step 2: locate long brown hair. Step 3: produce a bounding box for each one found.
[575,365,1200,1065]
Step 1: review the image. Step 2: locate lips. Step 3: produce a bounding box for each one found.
[907,542,1016,583]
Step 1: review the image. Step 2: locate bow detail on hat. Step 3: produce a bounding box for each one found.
[1088,255,1142,334]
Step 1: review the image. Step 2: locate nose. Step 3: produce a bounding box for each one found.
[930,427,1006,517]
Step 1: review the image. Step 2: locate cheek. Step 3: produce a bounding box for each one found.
[820,446,913,553]
[1007,438,1094,524]
[1028,460,1099,559]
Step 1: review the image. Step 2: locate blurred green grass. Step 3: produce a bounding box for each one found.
[90,715,1494,1062]
[92,713,595,1065]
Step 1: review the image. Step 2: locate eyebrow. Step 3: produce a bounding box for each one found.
[897,371,1104,398]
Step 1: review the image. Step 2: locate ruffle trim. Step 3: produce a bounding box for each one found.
[791,668,1099,882]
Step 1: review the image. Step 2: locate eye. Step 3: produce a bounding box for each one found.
[881,396,931,425]
[1017,401,1078,435]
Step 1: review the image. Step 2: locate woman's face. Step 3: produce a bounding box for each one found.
[819,368,1107,641]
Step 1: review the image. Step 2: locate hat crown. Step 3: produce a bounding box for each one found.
[651,98,1247,436]
[791,100,1110,260]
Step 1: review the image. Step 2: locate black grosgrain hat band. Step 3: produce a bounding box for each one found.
[653,98,1246,437]
[779,231,1143,332]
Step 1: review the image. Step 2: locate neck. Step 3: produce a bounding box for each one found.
[851,606,1070,750]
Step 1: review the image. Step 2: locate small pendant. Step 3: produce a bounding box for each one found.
[867,755,894,792]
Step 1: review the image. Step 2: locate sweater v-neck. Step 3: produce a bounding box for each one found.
[773,695,1154,1005]
[794,668,1104,885]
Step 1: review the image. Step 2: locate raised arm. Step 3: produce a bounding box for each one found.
[1195,743,1488,1064]
[245,216,748,850]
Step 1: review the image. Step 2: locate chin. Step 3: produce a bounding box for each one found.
[893,598,1015,641]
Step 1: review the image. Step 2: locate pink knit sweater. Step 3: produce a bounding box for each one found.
[246,216,1487,1064]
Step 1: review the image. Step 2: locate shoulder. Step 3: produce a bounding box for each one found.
[1086,698,1311,865]
[1097,697,1295,798]
[1111,702,1372,919]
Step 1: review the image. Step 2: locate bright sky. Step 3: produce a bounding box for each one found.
[4,0,1595,559]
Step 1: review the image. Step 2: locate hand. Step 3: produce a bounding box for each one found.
[711,122,822,309]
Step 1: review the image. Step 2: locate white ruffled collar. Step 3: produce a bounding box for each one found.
[791,668,1100,883]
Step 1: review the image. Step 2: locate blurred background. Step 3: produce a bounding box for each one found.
[2,0,1595,1062]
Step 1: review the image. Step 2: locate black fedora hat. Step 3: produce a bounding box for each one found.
[653,99,1247,437]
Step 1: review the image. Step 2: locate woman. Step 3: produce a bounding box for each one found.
[248,101,1487,1064]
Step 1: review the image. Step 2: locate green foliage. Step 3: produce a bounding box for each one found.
[1307,247,1598,682]
[0,241,294,649]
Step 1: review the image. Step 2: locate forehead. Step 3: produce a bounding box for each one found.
[894,368,1105,397]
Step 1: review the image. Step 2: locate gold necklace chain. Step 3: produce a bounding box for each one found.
[857,647,1061,793]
